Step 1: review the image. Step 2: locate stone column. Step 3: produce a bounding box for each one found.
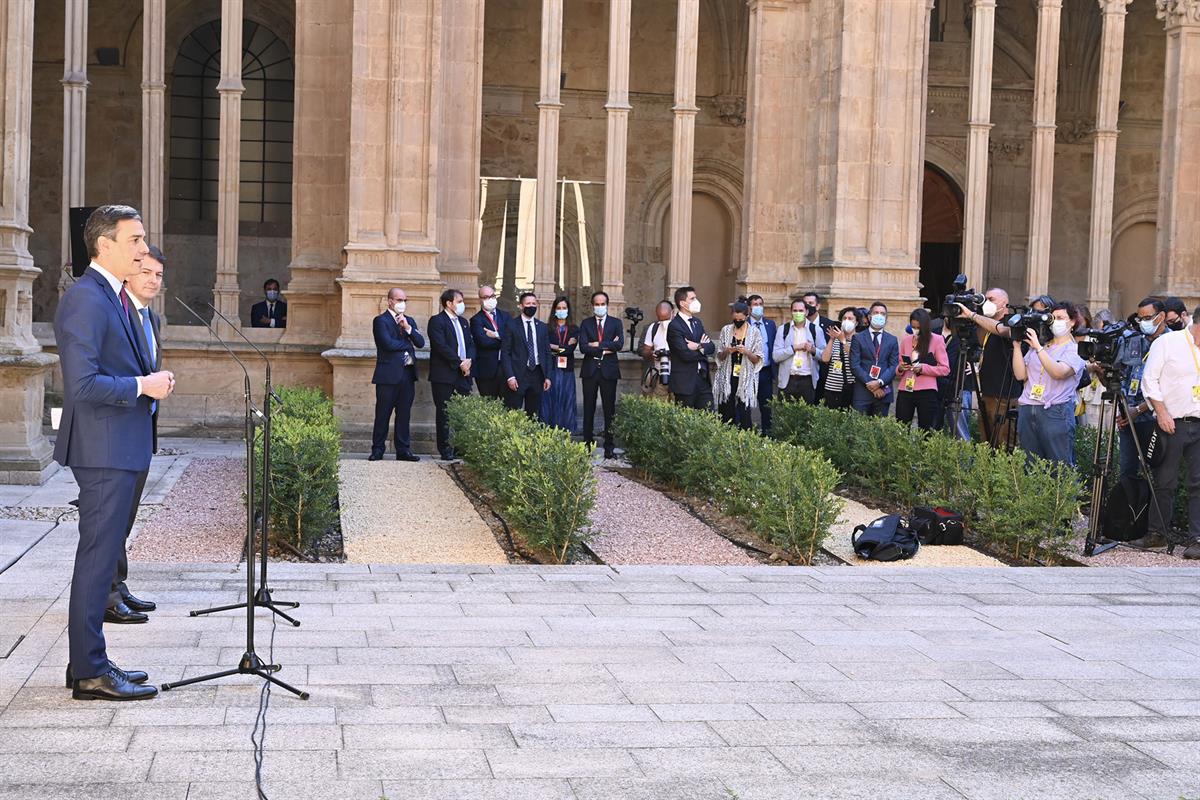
[1024,0,1063,302]
[0,0,58,483]
[667,0,700,294]
[962,0,996,290]
[60,0,87,293]
[739,0,810,307]
[533,0,564,299]
[1086,0,1132,311]
[1156,0,1200,308]
[212,0,244,329]
[142,0,166,317]
[601,0,632,311]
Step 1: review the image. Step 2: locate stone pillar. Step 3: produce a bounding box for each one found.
[962,0,996,290]
[533,0,564,299]
[667,0,700,294]
[739,0,810,307]
[1086,0,1132,311]
[601,0,632,312]
[1156,0,1200,308]
[212,1,244,330]
[1024,0,1063,302]
[0,0,59,484]
[142,0,166,317]
[60,0,87,293]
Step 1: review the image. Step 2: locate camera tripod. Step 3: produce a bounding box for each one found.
[1083,367,1168,557]
[942,319,984,438]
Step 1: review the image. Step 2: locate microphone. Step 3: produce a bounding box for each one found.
[174,297,263,421]
[206,302,282,406]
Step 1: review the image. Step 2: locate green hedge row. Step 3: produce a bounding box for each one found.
[614,395,843,564]
[772,400,1081,562]
[448,395,595,563]
[255,385,341,553]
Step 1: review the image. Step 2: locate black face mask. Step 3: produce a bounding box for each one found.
[522,306,537,318]
[805,304,818,316]
[1169,318,1186,331]
[733,319,746,329]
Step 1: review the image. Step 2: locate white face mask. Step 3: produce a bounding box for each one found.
[981,300,998,318]
[453,301,465,316]
[482,297,498,312]
[594,306,607,318]
[841,319,856,334]
[392,301,406,314]
[870,314,887,330]
[1050,319,1070,337]
[688,299,702,315]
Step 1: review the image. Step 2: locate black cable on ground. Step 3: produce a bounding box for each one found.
[251,610,278,799]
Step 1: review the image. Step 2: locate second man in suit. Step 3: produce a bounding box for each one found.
[470,284,509,399]
[667,286,716,410]
[850,301,900,416]
[501,292,552,419]
[370,287,424,461]
[579,291,624,459]
[427,289,474,461]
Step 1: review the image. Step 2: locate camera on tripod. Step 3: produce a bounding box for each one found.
[624,306,644,324]
[943,274,985,319]
[1005,305,1053,341]
[1076,321,1131,367]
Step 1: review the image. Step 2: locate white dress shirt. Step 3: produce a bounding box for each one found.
[1143,327,1200,420]
[790,323,813,377]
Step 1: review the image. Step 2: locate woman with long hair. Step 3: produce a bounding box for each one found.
[539,296,578,432]
[895,307,950,431]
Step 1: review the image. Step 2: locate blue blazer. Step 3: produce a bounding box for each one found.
[426,311,475,388]
[372,312,425,385]
[850,328,900,401]
[469,308,509,380]
[751,317,777,379]
[53,267,154,472]
[501,315,553,388]
[578,315,624,381]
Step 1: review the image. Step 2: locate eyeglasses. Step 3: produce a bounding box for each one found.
[1135,314,1161,323]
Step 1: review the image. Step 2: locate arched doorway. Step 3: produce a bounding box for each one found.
[920,163,965,311]
[1111,222,1157,315]
[662,192,736,332]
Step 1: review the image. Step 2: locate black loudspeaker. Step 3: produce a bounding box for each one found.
[69,206,97,278]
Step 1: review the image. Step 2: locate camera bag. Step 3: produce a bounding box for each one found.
[851,515,920,562]
[910,506,965,545]
[1103,476,1150,543]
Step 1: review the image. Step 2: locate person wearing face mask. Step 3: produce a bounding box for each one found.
[818,307,862,410]
[541,296,579,431]
[958,288,1025,449]
[427,289,475,461]
[895,308,950,431]
[1164,296,1189,332]
[500,291,553,420]
[578,291,624,458]
[745,295,777,433]
[800,291,835,401]
[1011,301,1087,468]
[772,298,820,404]
[370,288,424,462]
[640,300,675,400]
[668,286,716,410]
[470,284,511,400]
[849,302,900,416]
[714,300,764,429]
[251,279,287,328]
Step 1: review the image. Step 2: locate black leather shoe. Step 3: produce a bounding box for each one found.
[396,452,420,462]
[72,668,157,701]
[66,661,148,688]
[104,602,148,625]
[123,594,156,613]
[367,453,384,461]
[603,448,616,460]
[439,449,459,462]
[1127,533,1168,550]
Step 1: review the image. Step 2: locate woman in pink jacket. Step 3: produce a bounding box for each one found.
[896,307,950,431]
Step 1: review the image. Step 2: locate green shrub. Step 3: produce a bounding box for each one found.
[448,396,595,563]
[616,395,843,564]
[255,386,341,553]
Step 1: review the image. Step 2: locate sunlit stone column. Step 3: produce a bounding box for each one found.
[962,0,995,289]
[1024,0,1064,301]
[667,0,700,294]
[212,0,244,329]
[533,0,563,299]
[142,0,166,317]
[601,0,631,311]
[59,0,87,294]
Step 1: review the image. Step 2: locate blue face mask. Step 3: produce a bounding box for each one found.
[750,306,764,319]
[870,314,886,330]
[453,301,465,316]
[594,306,607,317]
[555,309,568,320]
[1139,317,1159,336]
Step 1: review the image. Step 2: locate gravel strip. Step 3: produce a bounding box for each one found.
[586,469,760,566]
[338,458,506,564]
[128,457,247,563]
[1069,530,1195,567]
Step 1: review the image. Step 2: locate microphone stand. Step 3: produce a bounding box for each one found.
[161,298,307,700]
[188,303,300,627]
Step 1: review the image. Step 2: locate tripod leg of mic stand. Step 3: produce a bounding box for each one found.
[255,668,309,700]
[190,602,247,617]
[259,601,301,627]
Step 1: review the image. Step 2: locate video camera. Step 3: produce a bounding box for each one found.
[624,306,644,324]
[1076,321,1131,366]
[1005,305,1053,342]
[943,274,985,319]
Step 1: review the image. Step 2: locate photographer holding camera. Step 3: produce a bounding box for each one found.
[957,288,1025,448]
[1098,298,1167,483]
[1010,301,1086,468]
[640,300,674,400]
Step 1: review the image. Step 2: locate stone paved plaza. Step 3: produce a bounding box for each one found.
[2,516,1200,799]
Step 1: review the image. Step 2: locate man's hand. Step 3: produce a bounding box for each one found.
[507,377,518,391]
[700,334,711,345]
[687,340,701,351]
[485,328,500,339]
[543,379,551,392]
[1159,415,1176,436]
[142,370,175,400]
[1116,414,1129,430]
[870,385,885,400]
[398,316,411,333]
[460,358,472,375]
[256,315,270,326]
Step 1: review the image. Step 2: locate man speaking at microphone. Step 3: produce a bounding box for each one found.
[55,205,175,701]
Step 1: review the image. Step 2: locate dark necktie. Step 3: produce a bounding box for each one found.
[525,320,537,369]
[119,285,131,315]
[872,332,880,353]
[690,318,700,337]
[809,321,818,345]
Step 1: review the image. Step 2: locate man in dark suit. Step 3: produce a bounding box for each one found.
[668,285,716,410]
[501,291,552,419]
[578,291,624,458]
[800,290,836,402]
[55,205,174,701]
[426,288,474,461]
[103,243,168,626]
[850,301,900,417]
[747,294,777,434]
[371,287,424,462]
[470,284,510,399]
[250,278,287,328]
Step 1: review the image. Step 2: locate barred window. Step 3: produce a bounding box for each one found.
[169,20,294,224]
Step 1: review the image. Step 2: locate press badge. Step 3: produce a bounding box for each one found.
[1129,378,1140,394]
[733,362,742,377]
[1031,383,1046,400]
[1193,385,1200,403]
[557,355,568,369]
[869,365,881,380]
[904,375,916,391]
[831,359,842,373]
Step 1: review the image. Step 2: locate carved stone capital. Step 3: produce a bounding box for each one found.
[1055,117,1095,144]
[1157,0,1200,26]
[715,95,746,127]
[1097,0,1133,13]
[987,138,1025,159]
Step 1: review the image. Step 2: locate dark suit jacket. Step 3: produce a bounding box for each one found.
[130,303,163,453]
[470,308,510,380]
[578,316,624,381]
[250,299,287,328]
[850,328,900,402]
[501,315,553,388]
[547,322,579,372]
[426,311,475,388]
[53,267,154,472]
[750,317,777,379]
[372,312,425,385]
[667,314,716,397]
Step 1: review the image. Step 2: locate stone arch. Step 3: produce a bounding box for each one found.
[1112,192,1158,243]
[922,140,968,196]
[635,158,744,269]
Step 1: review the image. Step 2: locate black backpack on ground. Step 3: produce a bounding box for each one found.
[1103,476,1150,543]
[911,506,965,545]
[851,514,920,561]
